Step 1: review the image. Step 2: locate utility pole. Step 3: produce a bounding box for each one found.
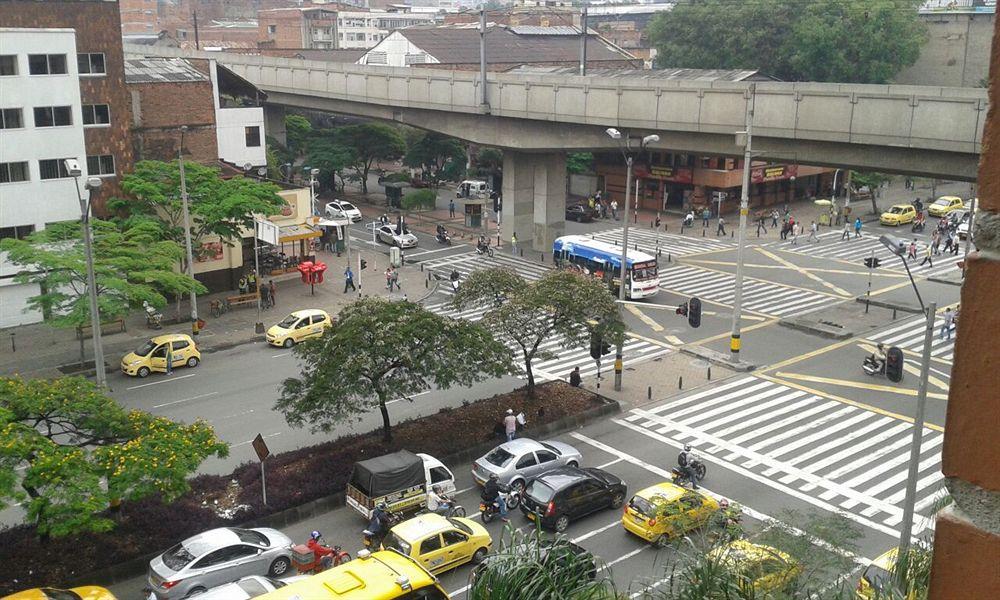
[70,169,107,388]
[730,83,756,360]
[579,5,588,76]
[178,126,200,336]
[614,153,633,392]
[479,5,488,109]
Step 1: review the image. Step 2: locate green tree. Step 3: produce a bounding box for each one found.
[0,376,228,537]
[401,189,437,211]
[452,269,625,393]
[275,298,512,441]
[267,136,295,180]
[284,114,313,156]
[404,131,467,181]
[567,152,594,175]
[340,123,407,193]
[476,147,504,174]
[850,171,893,214]
[647,0,926,84]
[305,131,357,193]
[0,220,205,365]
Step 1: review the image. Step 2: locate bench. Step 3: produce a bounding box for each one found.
[76,317,126,340]
[226,292,259,310]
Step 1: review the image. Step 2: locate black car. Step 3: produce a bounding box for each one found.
[520,466,627,532]
[566,204,596,222]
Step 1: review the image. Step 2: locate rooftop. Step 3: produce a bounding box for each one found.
[123,57,208,84]
[507,66,778,82]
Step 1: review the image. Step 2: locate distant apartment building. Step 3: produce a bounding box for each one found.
[0,27,91,328]
[258,5,435,50]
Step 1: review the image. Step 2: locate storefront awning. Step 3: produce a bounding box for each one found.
[278,223,322,243]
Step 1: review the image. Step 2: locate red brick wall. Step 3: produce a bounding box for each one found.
[1,0,136,216]
[128,79,218,165]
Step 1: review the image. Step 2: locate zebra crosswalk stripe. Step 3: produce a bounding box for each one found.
[867,314,955,361]
[774,232,962,279]
[586,226,733,258]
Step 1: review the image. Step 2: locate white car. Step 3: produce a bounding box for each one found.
[377,224,418,248]
[325,200,362,223]
[196,575,309,600]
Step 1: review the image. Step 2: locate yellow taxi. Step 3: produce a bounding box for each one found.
[255,550,449,600]
[1,586,117,600]
[927,196,963,217]
[381,513,492,575]
[856,548,918,599]
[709,540,801,593]
[266,309,333,348]
[120,333,200,378]
[621,482,719,548]
[880,204,917,226]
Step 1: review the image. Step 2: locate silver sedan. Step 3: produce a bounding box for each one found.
[146,527,293,600]
[472,438,583,492]
[377,224,418,248]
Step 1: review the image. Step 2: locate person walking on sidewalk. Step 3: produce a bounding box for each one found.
[344,265,356,293]
[931,230,941,255]
[385,266,394,290]
[841,220,851,241]
[165,344,173,375]
[920,244,934,268]
[511,232,518,255]
[907,239,918,261]
[611,199,619,220]
[260,283,272,309]
[790,222,800,245]
[268,280,277,307]
[941,307,955,340]
[949,230,960,255]
[755,215,767,237]
[569,366,581,387]
[808,221,819,243]
[503,409,517,442]
[771,209,779,228]
[448,199,456,218]
[717,216,726,236]
[702,207,711,227]
[854,217,863,238]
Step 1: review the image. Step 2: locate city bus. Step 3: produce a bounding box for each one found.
[552,235,659,299]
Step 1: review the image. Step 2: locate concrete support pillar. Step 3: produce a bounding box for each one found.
[263,104,287,147]
[502,151,566,251]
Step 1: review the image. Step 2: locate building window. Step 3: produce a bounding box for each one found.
[38,159,73,180]
[28,54,67,75]
[0,108,23,129]
[77,53,106,75]
[0,162,30,184]
[244,126,261,147]
[82,104,111,126]
[0,224,35,240]
[87,155,116,176]
[267,25,277,34]
[0,55,17,76]
[33,106,72,127]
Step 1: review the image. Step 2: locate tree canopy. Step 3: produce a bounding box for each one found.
[305,131,357,192]
[404,131,467,181]
[0,376,228,536]
[276,298,512,441]
[339,123,407,193]
[452,269,625,392]
[284,114,313,156]
[647,0,927,84]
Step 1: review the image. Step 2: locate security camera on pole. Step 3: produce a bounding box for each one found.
[605,128,659,391]
[730,83,756,361]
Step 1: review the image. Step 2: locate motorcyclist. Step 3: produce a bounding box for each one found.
[477,235,489,253]
[427,484,454,517]
[481,473,509,522]
[683,211,695,227]
[677,445,699,489]
[307,531,335,569]
[450,269,460,282]
[436,224,447,240]
[872,343,887,374]
[367,502,390,545]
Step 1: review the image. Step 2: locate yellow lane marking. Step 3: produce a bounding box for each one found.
[774,371,949,401]
[856,342,950,390]
[673,261,845,299]
[755,247,852,296]
[626,330,675,349]
[665,335,684,345]
[868,279,920,297]
[683,258,907,278]
[658,286,771,317]
[757,337,857,373]
[758,373,945,432]
[691,318,779,345]
[625,304,664,332]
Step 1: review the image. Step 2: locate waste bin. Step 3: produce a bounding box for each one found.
[465,203,482,229]
[390,246,402,268]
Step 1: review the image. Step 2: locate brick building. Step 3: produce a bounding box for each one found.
[1,0,135,216]
[124,57,218,164]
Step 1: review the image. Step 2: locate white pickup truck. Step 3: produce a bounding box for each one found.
[345,450,457,519]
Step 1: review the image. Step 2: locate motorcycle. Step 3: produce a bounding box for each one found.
[479,487,521,524]
[143,301,162,330]
[670,455,707,488]
[423,501,467,518]
[911,220,925,233]
[362,511,401,550]
[436,231,452,245]
[862,354,885,377]
[291,542,352,575]
[476,243,494,258]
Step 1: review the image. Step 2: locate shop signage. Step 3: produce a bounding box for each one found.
[635,165,694,184]
[750,164,798,183]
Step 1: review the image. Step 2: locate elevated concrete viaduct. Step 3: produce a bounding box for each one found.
[127,45,987,249]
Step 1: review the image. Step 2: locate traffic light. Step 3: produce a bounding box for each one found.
[864,257,882,269]
[360,258,368,270]
[885,346,904,383]
[688,297,702,328]
[589,331,611,359]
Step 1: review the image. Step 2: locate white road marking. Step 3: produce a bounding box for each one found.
[126,373,196,390]
[231,431,282,448]
[272,352,291,358]
[153,391,219,408]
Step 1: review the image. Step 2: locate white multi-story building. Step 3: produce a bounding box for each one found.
[208,59,267,169]
[337,11,436,49]
[0,28,90,328]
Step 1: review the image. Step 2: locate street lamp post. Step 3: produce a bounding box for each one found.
[606,128,659,391]
[178,126,200,336]
[67,161,106,387]
[309,168,320,216]
[730,83,756,360]
[879,234,935,567]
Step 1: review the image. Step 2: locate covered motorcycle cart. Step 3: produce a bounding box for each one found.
[346,450,427,519]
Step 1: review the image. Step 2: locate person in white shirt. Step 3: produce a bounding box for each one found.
[427,485,453,516]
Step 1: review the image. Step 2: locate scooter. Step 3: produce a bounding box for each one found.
[479,488,521,524]
[291,542,351,574]
[143,301,162,330]
[862,355,885,377]
[476,242,494,258]
[911,220,925,233]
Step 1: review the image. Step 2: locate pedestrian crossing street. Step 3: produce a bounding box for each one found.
[773,231,963,279]
[420,251,552,291]
[658,264,842,318]
[867,313,956,362]
[586,226,734,258]
[619,375,944,535]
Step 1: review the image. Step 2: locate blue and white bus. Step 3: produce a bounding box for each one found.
[552,235,660,299]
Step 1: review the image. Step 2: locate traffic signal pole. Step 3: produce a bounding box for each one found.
[730,84,756,360]
[865,250,875,313]
[614,154,633,392]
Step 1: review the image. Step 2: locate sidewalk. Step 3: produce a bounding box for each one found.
[0,245,431,379]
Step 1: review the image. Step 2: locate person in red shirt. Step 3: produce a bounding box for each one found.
[307,531,334,569]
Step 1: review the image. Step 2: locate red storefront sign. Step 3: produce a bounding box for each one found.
[750,164,798,183]
[633,165,694,184]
